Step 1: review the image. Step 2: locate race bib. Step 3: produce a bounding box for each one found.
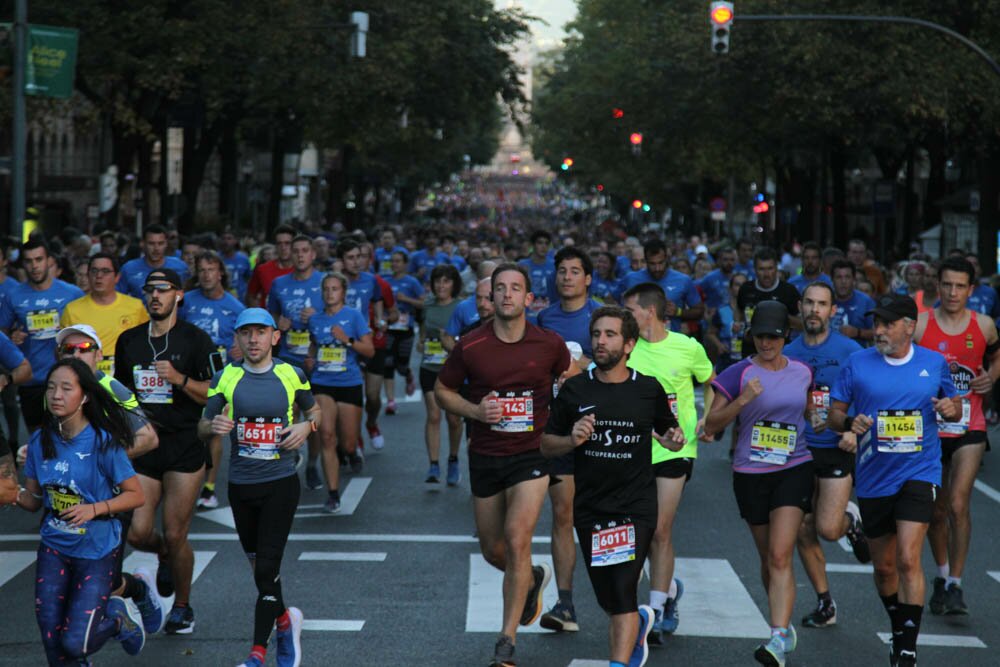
[44,484,86,535]
[389,312,411,331]
[810,385,831,423]
[744,306,755,324]
[491,390,534,433]
[287,329,310,356]
[97,357,114,376]
[318,345,347,373]
[133,366,172,404]
[379,259,392,274]
[590,521,636,567]
[423,339,448,365]
[236,417,283,460]
[27,310,59,339]
[731,337,743,359]
[937,398,971,437]
[750,420,797,465]
[876,409,923,453]
[666,393,679,419]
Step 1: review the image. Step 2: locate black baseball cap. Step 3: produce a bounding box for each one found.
[144,268,183,290]
[866,293,918,323]
[749,300,789,337]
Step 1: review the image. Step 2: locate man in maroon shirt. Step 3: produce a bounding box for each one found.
[246,225,295,306]
[436,263,576,667]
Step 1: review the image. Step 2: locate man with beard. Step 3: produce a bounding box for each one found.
[828,294,961,667]
[7,238,84,432]
[543,305,684,667]
[784,282,869,630]
[734,247,802,357]
[788,242,833,294]
[619,239,703,332]
[117,225,190,300]
[114,268,217,635]
[436,264,575,667]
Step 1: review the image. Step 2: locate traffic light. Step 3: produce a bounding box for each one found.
[561,157,573,171]
[632,199,643,209]
[710,1,733,54]
[629,132,643,156]
[612,108,624,119]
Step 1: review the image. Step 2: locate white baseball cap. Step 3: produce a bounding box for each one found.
[56,324,103,351]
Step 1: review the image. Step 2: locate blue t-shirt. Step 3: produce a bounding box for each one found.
[788,273,833,294]
[446,296,479,337]
[968,284,1000,318]
[518,257,558,319]
[117,256,190,300]
[23,425,135,559]
[734,261,756,281]
[537,299,603,359]
[445,254,468,271]
[267,272,324,363]
[712,304,736,359]
[831,345,957,498]
[222,251,252,301]
[346,272,383,316]
[308,306,371,387]
[181,289,246,360]
[785,332,863,447]
[590,275,619,303]
[831,290,875,334]
[386,274,424,331]
[9,280,85,385]
[615,255,631,279]
[620,268,702,332]
[409,249,449,279]
[0,330,25,372]
[0,275,21,302]
[374,245,407,277]
[698,269,735,309]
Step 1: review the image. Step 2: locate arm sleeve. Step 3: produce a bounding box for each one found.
[437,340,467,389]
[691,339,714,383]
[202,371,226,419]
[107,378,140,411]
[711,362,743,402]
[103,444,138,486]
[293,365,316,411]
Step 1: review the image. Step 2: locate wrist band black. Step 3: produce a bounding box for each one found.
[844,415,854,432]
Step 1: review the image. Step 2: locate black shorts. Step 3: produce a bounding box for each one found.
[419,367,439,395]
[733,462,814,525]
[384,331,415,378]
[807,446,855,479]
[312,383,364,408]
[18,385,46,431]
[654,457,694,482]
[363,348,386,376]
[941,430,987,466]
[859,480,937,539]
[469,449,551,498]
[575,518,654,615]
[132,437,207,480]
[549,452,574,477]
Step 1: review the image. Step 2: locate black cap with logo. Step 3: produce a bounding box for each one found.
[865,293,918,323]
[749,300,789,337]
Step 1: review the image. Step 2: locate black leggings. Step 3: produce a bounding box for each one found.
[229,474,300,646]
[575,519,654,616]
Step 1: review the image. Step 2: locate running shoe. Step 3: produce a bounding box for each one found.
[164,604,195,634]
[844,501,871,563]
[944,583,969,615]
[754,635,785,667]
[660,578,684,634]
[648,609,664,646]
[323,493,341,514]
[385,400,397,415]
[367,422,385,450]
[156,557,174,597]
[196,486,219,510]
[628,605,653,667]
[539,600,579,632]
[519,562,552,626]
[275,606,303,667]
[107,596,145,656]
[447,459,461,486]
[802,598,837,627]
[405,373,416,396]
[350,450,365,473]
[425,463,441,484]
[783,624,797,653]
[132,568,166,634]
[305,464,323,490]
[236,657,264,667]
[897,649,917,667]
[929,577,947,615]
[490,633,515,667]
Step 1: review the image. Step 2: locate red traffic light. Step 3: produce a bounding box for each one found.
[632,199,643,209]
[629,132,643,146]
[711,5,733,24]
[612,108,624,119]
[753,202,770,214]
[563,158,574,167]
[596,184,605,192]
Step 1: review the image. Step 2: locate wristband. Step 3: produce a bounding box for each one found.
[843,415,854,432]
[181,375,189,388]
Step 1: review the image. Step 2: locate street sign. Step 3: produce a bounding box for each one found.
[709,196,726,212]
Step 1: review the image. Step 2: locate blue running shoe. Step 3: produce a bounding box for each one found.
[754,634,786,666]
[783,624,797,653]
[661,578,684,634]
[425,463,440,483]
[446,459,461,486]
[164,604,195,635]
[107,595,145,656]
[629,605,653,667]
[275,607,303,667]
[648,608,664,646]
[132,568,166,634]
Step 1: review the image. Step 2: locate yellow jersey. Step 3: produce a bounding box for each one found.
[61,293,149,375]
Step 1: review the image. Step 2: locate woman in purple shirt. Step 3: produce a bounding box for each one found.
[704,301,815,667]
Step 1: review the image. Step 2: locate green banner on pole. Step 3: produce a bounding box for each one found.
[25,24,78,99]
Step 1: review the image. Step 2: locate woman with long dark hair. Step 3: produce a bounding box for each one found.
[13,358,147,664]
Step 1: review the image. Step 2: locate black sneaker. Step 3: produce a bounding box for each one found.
[163,604,195,635]
[801,598,837,627]
[489,634,515,667]
[349,451,364,474]
[897,649,917,666]
[943,583,969,615]
[519,563,552,626]
[844,501,871,563]
[929,577,947,615]
[155,558,174,598]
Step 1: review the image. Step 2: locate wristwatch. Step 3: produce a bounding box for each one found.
[347,337,355,346]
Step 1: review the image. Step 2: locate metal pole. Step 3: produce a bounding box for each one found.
[11,0,27,241]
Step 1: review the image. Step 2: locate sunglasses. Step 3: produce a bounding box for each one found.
[142,284,176,295]
[60,341,99,355]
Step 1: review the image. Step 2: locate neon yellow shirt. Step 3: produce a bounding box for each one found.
[627,332,713,463]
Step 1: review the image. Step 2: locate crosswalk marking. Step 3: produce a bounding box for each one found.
[988,571,1000,585]
[196,477,373,527]
[466,554,558,633]
[298,551,387,562]
[302,619,365,631]
[123,550,218,585]
[826,563,873,573]
[0,551,36,588]
[973,479,1000,504]
[567,661,604,667]
[877,632,987,648]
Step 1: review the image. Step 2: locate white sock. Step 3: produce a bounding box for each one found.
[649,590,668,613]
[938,563,950,579]
[946,575,962,589]
[668,578,678,599]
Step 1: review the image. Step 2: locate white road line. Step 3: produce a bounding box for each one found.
[988,571,1000,585]
[672,557,770,638]
[0,551,36,588]
[195,477,373,527]
[123,550,217,584]
[302,619,365,631]
[973,479,1000,504]
[337,477,371,515]
[567,661,605,667]
[195,507,236,529]
[877,632,987,648]
[826,563,873,573]
[298,551,387,562]
[466,554,558,633]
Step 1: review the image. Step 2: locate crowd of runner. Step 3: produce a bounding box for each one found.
[0,184,997,666]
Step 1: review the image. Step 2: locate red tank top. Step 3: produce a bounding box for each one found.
[920,310,986,434]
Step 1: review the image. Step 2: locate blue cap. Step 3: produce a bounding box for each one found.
[235,308,276,330]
